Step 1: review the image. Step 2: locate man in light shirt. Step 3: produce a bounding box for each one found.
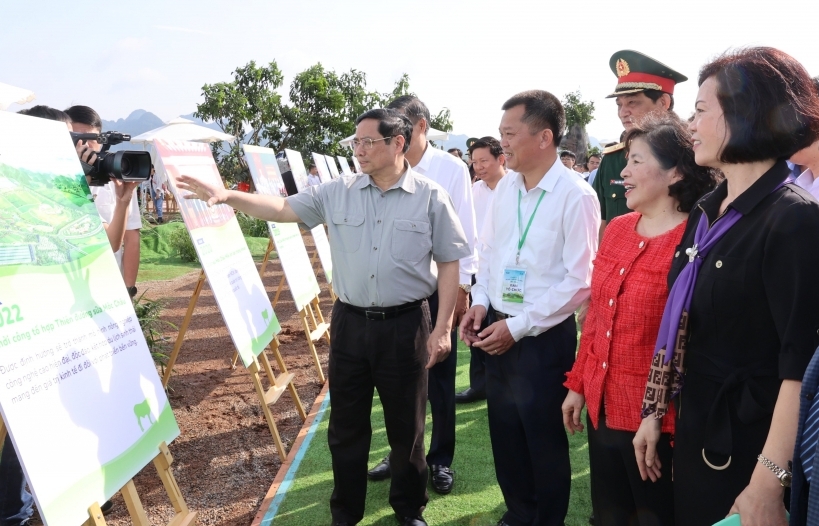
[460,90,600,526]
[455,136,507,404]
[307,164,322,186]
[367,96,478,495]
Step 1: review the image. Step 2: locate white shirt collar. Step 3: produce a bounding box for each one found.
[414,142,434,172]
[512,158,564,194]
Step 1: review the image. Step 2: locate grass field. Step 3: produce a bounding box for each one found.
[136,221,273,282]
[270,342,592,526]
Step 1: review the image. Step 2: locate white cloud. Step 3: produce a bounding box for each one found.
[153,25,212,36]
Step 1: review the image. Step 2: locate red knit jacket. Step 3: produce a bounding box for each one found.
[565,213,683,433]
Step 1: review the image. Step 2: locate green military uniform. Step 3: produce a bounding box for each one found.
[595,49,688,222]
[592,142,628,222]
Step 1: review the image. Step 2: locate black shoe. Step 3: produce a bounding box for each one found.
[367,456,391,481]
[332,522,352,526]
[589,513,595,525]
[455,387,486,403]
[100,499,115,515]
[157,217,164,224]
[395,514,427,526]
[429,464,454,494]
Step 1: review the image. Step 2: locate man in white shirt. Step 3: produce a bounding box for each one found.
[307,165,322,186]
[455,136,508,404]
[367,96,478,495]
[460,90,600,526]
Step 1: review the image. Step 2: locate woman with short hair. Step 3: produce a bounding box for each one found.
[634,47,819,526]
[563,115,716,526]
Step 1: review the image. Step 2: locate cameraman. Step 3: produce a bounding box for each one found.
[0,105,138,526]
[65,105,142,298]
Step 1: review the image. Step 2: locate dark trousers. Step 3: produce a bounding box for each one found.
[426,292,457,467]
[485,309,576,526]
[467,344,487,395]
[587,409,675,526]
[328,300,430,524]
[0,435,33,526]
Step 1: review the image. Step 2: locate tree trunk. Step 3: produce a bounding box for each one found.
[560,124,590,165]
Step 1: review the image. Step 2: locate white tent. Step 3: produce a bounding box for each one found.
[339,127,449,148]
[129,117,235,144]
[0,82,35,110]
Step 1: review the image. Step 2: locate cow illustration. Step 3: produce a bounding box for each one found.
[134,399,154,432]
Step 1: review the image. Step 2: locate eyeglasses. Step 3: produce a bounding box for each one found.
[351,136,395,150]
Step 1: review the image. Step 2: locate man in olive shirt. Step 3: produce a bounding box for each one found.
[178,108,469,526]
[593,50,687,239]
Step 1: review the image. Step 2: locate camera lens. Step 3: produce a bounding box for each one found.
[120,157,132,176]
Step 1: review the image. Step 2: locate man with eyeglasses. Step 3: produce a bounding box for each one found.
[365,96,477,496]
[178,108,469,526]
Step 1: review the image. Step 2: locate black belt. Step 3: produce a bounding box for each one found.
[342,299,425,320]
[490,306,513,320]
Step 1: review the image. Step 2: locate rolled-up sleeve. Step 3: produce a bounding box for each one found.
[285,185,327,229]
[429,188,471,263]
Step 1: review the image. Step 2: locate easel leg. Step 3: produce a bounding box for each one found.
[299,306,327,384]
[121,480,151,526]
[249,359,288,461]
[313,297,332,346]
[263,340,306,421]
[259,238,274,277]
[84,503,106,526]
[153,443,197,526]
[162,270,206,388]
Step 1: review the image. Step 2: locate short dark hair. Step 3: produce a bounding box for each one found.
[386,95,431,127]
[355,108,413,153]
[560,150,576,160]
[588,154,601,160]
[698,47,819,163]
[447,148,463,158]
[642,89,675,111]
[468,136,503,159]
[623,115,718,213]
[501,90,565,145]
[18,105,71,124]
[64,105,102,130]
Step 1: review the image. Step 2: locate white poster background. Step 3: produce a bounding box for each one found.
[0,112,178,526]
[242,145,321,311]
[324,155,341,179]
[153,140,280,367]
[352,156,363,173]
[311,152,333,183]
[337,156,353,176]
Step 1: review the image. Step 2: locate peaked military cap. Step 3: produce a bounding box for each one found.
[606,50,687,98]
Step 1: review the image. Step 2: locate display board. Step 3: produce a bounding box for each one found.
[352,156,363,173]
[243,145,321,311]
[324,155,341,179]
[0,112,179,526]
[337,156,353,175]
[154,140,280,367]
[311,152,333,183]
[284,149,334,285]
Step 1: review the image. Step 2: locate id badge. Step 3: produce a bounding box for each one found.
[502,267,526,304]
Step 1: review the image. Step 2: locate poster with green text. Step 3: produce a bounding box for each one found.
[0,111,179,526]
[154,139,280,368]
[243,145,320,312]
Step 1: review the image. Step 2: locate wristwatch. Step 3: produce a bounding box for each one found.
[757,454,792,487]
[458,284,472,294]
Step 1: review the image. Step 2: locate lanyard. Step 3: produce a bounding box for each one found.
[516,189,546,265]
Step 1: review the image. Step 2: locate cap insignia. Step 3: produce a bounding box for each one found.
[616,58,630,78]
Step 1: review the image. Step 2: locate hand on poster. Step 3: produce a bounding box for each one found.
[177,174,228,207]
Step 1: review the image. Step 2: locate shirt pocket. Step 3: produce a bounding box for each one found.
[331,212,365,253]
[391,219,432,262]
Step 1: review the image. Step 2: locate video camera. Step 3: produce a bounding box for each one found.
[70,131,152,187]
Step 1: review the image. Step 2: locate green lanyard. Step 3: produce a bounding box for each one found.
[517,189,546,265]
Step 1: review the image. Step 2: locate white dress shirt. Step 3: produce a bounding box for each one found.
[472,158,601,341]
[307,174,322,186]
[795,169,819,201]
[412,144,478,285]
[472,176,506,242]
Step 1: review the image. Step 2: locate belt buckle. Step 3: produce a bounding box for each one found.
[365,310,386,320]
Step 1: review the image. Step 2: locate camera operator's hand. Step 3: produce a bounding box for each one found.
[177,175,228,207]
[75,141,98,166]
[111,179,140,204]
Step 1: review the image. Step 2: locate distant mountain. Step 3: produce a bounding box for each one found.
[101,110,164,137]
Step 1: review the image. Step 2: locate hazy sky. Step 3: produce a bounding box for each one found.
[3,0,815,142]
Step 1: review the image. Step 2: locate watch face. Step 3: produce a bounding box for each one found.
[781,472,792,487]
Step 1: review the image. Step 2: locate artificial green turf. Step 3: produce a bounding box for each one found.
[271,342,592,525]
[136,221,274,282]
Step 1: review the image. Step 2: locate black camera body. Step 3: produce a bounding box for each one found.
[70,131,152,187]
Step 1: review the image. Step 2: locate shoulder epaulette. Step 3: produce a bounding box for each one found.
[602,142,625,154]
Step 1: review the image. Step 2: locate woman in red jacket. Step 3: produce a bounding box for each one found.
[563,116,716,526]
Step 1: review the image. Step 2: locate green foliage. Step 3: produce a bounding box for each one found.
[133,293,176,374]
[196,63,455,185]
[166,223,199,263]
[588,145,602,158]
[563,91,596,129]
[236,211,269,238]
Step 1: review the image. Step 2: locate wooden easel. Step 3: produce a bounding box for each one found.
[0,422,196,526]
[254,239,331,384]
[161,269,307,461]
